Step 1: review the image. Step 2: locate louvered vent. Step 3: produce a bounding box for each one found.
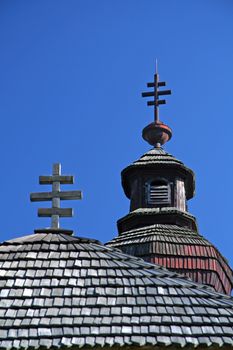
[148,181,171,205]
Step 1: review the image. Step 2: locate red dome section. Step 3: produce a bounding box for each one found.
[106,224,233,295]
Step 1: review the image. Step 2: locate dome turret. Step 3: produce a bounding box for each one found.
[106,64,233,295]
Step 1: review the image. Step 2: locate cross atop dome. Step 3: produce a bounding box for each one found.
[142,60,172,122]
[30,163,82,234]
[141,61,173,148]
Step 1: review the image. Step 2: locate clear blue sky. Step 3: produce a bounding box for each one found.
[0,1,233,266]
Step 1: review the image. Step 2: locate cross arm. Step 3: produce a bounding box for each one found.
[39,175,74,184]
[30,190,82,202]
[147,100,166,106]
[147,81,166,87]
[38,208,73,217]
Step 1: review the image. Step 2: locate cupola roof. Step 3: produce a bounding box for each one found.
[122,147,195,200]
[132,148,186,166]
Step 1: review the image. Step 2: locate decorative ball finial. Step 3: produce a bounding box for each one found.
[141,61,172,147]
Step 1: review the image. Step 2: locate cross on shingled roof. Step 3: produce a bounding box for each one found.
[30,163,82,234]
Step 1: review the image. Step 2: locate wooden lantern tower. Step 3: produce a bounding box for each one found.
[106,64,233,295]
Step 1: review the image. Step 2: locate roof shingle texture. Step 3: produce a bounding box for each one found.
[132,147,185,166]
[121,147,195,199]
[0,232,233,349]
[107,223,233,295]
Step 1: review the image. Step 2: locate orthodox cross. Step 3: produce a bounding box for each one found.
[30,163,82,232]
[142,60,172,122]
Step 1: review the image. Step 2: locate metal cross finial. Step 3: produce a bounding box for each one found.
[142,60,172,122]
[30,163,82,234]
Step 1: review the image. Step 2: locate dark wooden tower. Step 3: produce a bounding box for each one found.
[106,65,233,295]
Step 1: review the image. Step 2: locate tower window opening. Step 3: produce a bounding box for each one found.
[147,180,171,205]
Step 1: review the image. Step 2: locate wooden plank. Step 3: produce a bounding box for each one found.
[158,90,171,96]
[39,175,74,184]
[38,208,73,217]
[58,191,82,200]
[147,82,166,87]
[147,100,166,106]
[157,99,166,105]
[30,190,82,201]
[157,81,166,87]
[142,91,154,97]
[147,100,156,106]
[176,179,186,212]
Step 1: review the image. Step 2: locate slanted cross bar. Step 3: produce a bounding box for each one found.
[30,163,82,230]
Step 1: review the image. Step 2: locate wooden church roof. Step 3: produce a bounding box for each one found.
[0,232,233,349]
[121,148,195,200]
[107,223,233,295]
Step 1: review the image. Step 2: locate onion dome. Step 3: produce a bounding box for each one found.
[106,65,233,295]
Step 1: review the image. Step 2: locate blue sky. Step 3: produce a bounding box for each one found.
[0,0,233,266]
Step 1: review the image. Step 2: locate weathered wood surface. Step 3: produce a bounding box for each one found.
[30,163,82,229]
[176,178,186,212]
[39,175,74,184]
[38,208,73,217]
[30,190,82,201]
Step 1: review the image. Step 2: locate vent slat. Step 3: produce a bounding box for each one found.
[148,182,171,205]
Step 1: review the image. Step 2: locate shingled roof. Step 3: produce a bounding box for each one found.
[131,148,185,166]
[0,232,233,349]
[121,148,195,200]
[116,142,233,294]
[106,223,233,295]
